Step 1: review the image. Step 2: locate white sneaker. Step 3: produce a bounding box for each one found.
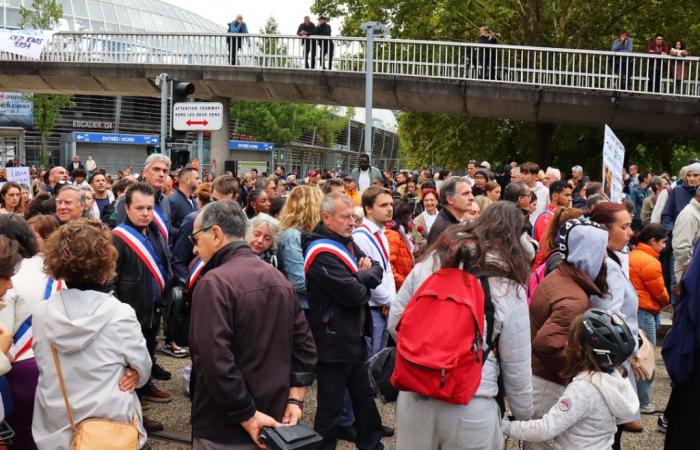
[640,403,656,414]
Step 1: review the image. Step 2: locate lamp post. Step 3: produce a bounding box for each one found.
[360,22,386,162]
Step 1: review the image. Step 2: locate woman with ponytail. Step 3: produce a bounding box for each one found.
[629,223,669,413]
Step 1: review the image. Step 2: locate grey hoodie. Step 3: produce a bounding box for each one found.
[503,370,639,449]
[31,289,151,450]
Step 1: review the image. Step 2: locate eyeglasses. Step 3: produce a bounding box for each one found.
[189,226,213,245]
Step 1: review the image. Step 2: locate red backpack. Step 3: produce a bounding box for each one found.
[391,268,495,405]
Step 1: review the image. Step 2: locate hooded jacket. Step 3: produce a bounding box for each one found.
[31,289,151,450]
[530,223,608,385]
[302,223,383,362]
[503,370,639,449]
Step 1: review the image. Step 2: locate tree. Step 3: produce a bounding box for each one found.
[20,0,75,168]
[312,0,700,172]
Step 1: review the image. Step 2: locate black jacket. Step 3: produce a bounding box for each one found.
[169,188,197,239]
[111,218,172,328]
[171,210,197,285]
[426,207,460,245]
[297,22,316,36]
[302,223,383,362]
[189,242,317,442]
[115,189,171,232]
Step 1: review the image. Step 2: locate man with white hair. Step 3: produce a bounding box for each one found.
[543,167,561,188]
[54,185,87,223]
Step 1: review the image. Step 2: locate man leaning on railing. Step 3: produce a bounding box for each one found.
[227,15,248,66]
[612,30,633,90]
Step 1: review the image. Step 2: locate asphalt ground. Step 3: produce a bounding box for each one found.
[146,346,669,450]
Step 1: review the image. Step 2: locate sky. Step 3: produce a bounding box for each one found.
[159,0,397,130]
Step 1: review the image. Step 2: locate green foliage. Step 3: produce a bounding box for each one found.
[231,101,352,148]
[314,0,700,172]
[20,0,74,168]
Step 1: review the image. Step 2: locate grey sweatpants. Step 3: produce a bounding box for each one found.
[523,375,566,450]
[396,391,503,450]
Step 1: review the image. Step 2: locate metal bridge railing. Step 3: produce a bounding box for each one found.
[3,32,699,98]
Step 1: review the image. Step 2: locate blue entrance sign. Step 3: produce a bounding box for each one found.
[73,132,160,145]
[229,140,274,151]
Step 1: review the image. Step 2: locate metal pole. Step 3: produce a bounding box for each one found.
[197,131,204,179]
[158,73,169,157]
[364,28,374,159]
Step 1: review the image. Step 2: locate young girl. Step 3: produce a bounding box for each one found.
[503,309,639,449]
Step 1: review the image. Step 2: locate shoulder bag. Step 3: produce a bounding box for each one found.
[50,344,140,450]
[633,329,655,381]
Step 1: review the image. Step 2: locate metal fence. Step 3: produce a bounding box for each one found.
[3,32,700,98]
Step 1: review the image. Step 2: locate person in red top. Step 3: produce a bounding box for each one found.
[533,180,572,243]
[647,34,670,92]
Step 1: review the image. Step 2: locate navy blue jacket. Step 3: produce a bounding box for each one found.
[169,188,197,239]
[172,211,197,285]
[662,184,697,233]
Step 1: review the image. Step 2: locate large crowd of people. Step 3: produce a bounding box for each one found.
[0,151,698,450]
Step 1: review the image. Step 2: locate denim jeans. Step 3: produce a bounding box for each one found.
[364,307,388,358]
[637,309,657,407]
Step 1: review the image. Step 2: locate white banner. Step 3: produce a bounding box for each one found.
[602,125,625,203]
[7,167,30,187]
[0,29,56,60]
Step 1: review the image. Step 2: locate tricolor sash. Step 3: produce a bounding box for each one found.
[153,205,169,241]
[188,258,205,290]
[11,277,63,362]
[304,239,358,274]
[352,225,388,270]
[113,224,168,292]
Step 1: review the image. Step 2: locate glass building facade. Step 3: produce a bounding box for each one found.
[1,0,222,32]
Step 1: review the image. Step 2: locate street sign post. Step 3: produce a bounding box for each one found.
[173,102,223,131]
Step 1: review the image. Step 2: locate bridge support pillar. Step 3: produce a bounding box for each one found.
[210,97,230,176]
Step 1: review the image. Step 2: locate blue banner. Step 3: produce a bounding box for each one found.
[73,132,159,145]
[0,92,33,128]
[229,140,274,151]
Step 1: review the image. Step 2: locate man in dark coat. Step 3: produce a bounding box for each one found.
[189,200,317,449]
[297,16,316,69]
[169,167,200,240]
[302,192,384,450]
[426,176,474,245]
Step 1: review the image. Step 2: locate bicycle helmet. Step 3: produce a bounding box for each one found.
[581,308,635,373]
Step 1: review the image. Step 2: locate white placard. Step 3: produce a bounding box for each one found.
[6,167,30,187]
[602,125,625,203]
[0,29,56,60]
[173,102,223,131]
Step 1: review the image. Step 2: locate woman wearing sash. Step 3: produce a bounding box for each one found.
[0,214,50,449]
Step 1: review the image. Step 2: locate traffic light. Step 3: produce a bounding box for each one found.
[146,145,161,155]
[169,80,195,141]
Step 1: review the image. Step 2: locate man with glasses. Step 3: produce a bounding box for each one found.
[189,200,316,449]
[111,182,174,433]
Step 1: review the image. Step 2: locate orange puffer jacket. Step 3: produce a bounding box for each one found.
[629,243,670,315]
[385,227,414,291]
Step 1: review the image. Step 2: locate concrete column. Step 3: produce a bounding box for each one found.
[210,97,230,176]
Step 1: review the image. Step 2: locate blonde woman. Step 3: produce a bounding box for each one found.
[278,185,324,310]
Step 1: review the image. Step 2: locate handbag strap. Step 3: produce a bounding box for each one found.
[50,344,77,433]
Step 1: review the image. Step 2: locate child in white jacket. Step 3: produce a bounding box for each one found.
[503,309,639,450]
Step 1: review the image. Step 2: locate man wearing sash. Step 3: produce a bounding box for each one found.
[352,186,395,358]
[115,154,172,241]
[302,192,385,450]
[111,182,173,432]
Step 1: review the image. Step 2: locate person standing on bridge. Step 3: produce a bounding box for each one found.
[612,30,634,89]
[297,16,317,69]
[477,26,499,80]
[227,14,248,66]
[647,34,669,93]
[315,16,334,70]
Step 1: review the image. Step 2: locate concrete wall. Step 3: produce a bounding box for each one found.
[2,62,699,134]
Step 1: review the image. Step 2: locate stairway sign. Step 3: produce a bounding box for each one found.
[173,102,223,131]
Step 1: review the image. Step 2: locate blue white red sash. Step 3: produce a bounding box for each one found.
[352,224,388,270]
[153,205,169,241]
[113,224,167,292]
[304,239,358,274]
[188,258,205,290]
[11,277,63,362]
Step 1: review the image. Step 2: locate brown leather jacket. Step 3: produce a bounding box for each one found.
[530,263,604,385]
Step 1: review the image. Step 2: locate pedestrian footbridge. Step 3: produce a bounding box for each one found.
[1,32,699,134]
